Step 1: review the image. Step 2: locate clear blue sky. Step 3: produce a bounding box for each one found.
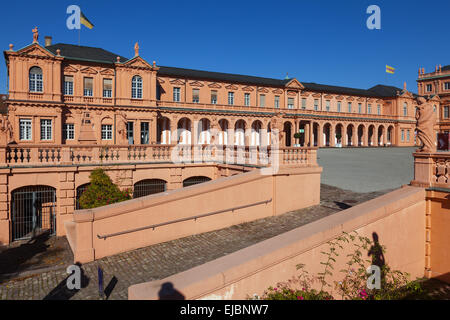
[1,0,449,94]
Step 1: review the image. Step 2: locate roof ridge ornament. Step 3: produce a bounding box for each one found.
[32,26,39,44]
[134,42,139,57]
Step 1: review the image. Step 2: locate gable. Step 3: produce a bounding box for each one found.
[121,56,153,69]
[16,43,55,59]
[285,78,304,90]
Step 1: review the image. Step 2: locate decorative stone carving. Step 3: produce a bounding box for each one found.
[32,26,39,43]
[117,112,128,140]
[134,42,139,57]
[415,97,436,152]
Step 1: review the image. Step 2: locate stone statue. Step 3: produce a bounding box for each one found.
[415,97,436,152]
[134,42,139,57]
[32,26,39,43]
[117,112,128,141]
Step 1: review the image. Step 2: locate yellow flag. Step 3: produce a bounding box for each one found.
[386,65,395,74]
[80,12,94,29]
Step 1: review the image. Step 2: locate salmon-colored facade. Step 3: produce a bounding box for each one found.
[0,29,438,245]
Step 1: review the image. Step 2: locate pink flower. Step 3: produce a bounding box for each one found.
[297,296,304,300]
[274,288,277,291]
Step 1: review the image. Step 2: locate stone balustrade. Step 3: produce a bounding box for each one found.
[411,152,450,188]
[0,144,317,168]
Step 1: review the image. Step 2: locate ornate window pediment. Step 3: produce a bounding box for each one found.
[208,82,222,89]
[225,84,239,90]
[242,86,255,92]
[63,65,79,73]
[324,94,334,99]
[272,88,284,94]
[17,44,55,59]
[100,68,115,76]
[81,67,98,75]
[287,90,297,96]
[170,79,185,85]
[258,87,269,93]
[190,81,204,87]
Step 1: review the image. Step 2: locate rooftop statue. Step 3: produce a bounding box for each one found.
[415,97,436,153]
[32,26,39,43]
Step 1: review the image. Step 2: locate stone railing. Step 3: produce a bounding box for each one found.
[0,144,318,168]
[411,152,450,188]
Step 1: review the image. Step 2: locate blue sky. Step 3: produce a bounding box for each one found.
[1,0,448,94]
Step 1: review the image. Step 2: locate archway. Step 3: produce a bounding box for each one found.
[157,117,171,144]
[346,124,354,146]
[358,125,365,146]
[177,118,192,145]
[283,122,292,147]
[368,125,375,146]
[183,176,212,187]
[387,126,394,145]
[198,118,211,144]
[133,179,167,198]
[251,120,263,146]
[323,123,331,147]
[378,125,385,146]
[218,119,228,145]
[234,120,246,146]
[335,124,344,147]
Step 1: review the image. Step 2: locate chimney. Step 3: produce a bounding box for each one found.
[44,36,52,47]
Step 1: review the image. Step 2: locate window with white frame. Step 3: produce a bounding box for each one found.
[64,76,73,95]
[19,119,32,140]
[444,82,450,90]
[367,104,372,114]
[244,93,250,106]
[407,130,410,141]
[29,67,43,92]
[260,94,266,107]
[103,78,112,98]
[426,84,432,92]
[64,123,75,140]
[274,96,280,108]
[302,98,306,109]
[314,99,319,111]
[40,119,52,141]
[325,100,330,111]
[358,103,362,113]
[211,90,217,104]
[444,106,449,118]
[131,76,142,99]
[337,101,341,112]
[173,87,180,102]
[403,102,408,116]
[101,124,113,140]
[228,92,234,105]
[401,129,405,141]
[192,89,199,103]
[84,77,93,96]
[377,104,381,115]
[288,98,294,109]
[348,102,352,113]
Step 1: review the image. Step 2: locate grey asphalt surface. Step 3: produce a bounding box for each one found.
[317,147,416,193]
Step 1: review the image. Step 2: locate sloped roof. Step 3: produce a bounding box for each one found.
[45,43,128,64]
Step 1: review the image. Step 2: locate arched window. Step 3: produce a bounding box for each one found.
[131,75,142,99]
[183,176,211,188]
[29,67,43,92]
[403,102,408,116]
[133,179,166,198]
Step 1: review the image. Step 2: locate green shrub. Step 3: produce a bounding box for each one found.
[79,168,131,209]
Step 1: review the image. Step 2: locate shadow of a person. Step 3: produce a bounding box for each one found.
[158,282,185,300]
[368,232,385,281]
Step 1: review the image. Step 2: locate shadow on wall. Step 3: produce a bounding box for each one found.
[158,282,185,300]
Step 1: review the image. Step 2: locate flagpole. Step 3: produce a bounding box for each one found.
[78,27,80,46]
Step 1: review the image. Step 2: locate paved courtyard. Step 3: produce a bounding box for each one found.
[318,147,416,193]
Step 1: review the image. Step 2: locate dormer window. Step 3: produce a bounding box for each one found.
[29,67,43,92]
[132,75,142,99]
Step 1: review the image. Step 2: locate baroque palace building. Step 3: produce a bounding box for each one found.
[0,30,440,244]
[417,65,450,133]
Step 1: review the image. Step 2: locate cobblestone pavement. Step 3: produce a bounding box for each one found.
[0,184,421,300]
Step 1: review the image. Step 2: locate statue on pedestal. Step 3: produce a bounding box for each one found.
[32,27,39,43]
[415,97,436,153]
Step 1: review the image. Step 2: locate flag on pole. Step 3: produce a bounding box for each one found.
[80,12,94,29]
[386,65,395,74]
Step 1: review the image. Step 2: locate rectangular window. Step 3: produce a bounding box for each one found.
[444,106,449,118]
[228,92,234,105]
[64,76,73,95]
[287,97,294,109]
[274,96,280,108]
[401,129,405,142]
[103,78,112,98]
[426,84,433,92]
[40,119,52,141]
[211,90,217,104]
[337,101,341,112]
[302,98,306,109]
[101,124,112,140]
[407,130,410,141]
[260,94,266,107]
[348,102,352,113]
[358,103,362,113]
[127,122,134,144]
[377,104,381,115]
[141,122,149,144]
[325,100,330,111]
[84,77,93,96]
[173,87,180,102]
[244,93,250,106]
[368,104,372,114]
[192,89,199,103]
[19,119,32,140]
[445,82,450,90]
[314,99,319,111]
[64,123,74,140]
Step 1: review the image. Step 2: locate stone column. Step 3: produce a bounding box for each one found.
[317,123,323,147]
[305,122,310,147]
[330,125,335,147]
[363,127,369,146]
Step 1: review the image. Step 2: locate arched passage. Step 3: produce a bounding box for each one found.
[346,124,354,146]
[378,125,385,146]
[157,117,171,144]
[358,125,365,146]
[283,122,292,147]
[218,119,228,145]
[323,123,331,147]
[177,118,192,144]
[234,120,246,146]
[368,125,375,146]
[251,120,263,146]
[387,126,394,145]
[198,118,211,144]
[76,183,90,210]
[335,123,344,147]
[11,185,56,241]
